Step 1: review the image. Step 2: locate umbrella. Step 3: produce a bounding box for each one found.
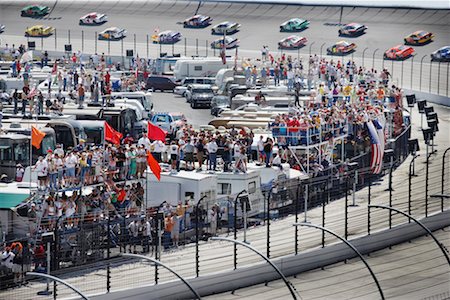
[20,50,34,64]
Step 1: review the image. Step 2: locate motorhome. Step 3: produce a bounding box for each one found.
[144,170,217,208]
[1,119,82,149]
[78,120,105,145]
[61,106,145,139]
[111,91,153,115]
[173,58,232,81]
[0,129,56,179]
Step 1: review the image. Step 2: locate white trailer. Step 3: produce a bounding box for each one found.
[144,170,217,207]
[173,58,232,81]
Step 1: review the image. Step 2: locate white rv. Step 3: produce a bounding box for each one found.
[144,170,217,208]
[173,58,231,81]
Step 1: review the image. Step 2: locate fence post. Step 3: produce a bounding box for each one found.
[196,38,198,56]
[321,179,328,248]
[437,62,441,94]
[362,47,368,68]
[68,29,71,44]
[419,55,426,91]
[206,40,208,57]
[108,39,110,55]
[81,30,84,52]
[107,216,111,293]
[447,62,449,97]
[391,59,394,79]
[425,153,431,217]
[319,42,326,59]
[367,173,371,235]
[442,148,450,212]
[53,281,57,300]
[134,33,136,54]
[266,189,271,259]
[401,59,404,87]
[54,29,57,51]
[410,56,414,89]
[41,36,44,51]
[146,34,149,58]
[344,177,348,241]
[95,31,97,53]
[429,60,432,93]
[184,38,187,56]
[294,182,300,255]
[408,155,419,222]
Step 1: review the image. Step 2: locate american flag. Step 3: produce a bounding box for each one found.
[367,119,385,174]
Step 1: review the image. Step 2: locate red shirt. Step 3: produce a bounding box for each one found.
[288,119,300,133]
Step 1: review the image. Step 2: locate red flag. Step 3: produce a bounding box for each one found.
[147,151,161,181]
[147,122,167,142]
[51,62,57,75]
[104,122,123,145]
[31,126,45,149]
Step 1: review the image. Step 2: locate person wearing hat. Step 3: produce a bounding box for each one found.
[15,164,25,182]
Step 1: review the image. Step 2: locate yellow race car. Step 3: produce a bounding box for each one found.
[25,25,54,37]
[404,31,434,45]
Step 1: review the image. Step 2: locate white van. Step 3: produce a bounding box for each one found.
[173,58,232,81]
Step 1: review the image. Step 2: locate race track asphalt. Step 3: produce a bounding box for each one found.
[0,1,449,97]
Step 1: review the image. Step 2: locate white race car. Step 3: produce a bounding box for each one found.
[98,27,126,41]
[211,21,240,35]
[79,12,107,25]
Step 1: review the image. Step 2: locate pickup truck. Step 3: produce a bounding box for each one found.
[185,84,215,109]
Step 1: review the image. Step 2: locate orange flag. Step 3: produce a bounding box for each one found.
[147,150,161,181]
[31,126,45,149]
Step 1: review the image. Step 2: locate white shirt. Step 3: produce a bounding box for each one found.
[1,251,14,269]
[65,154,78,169]
[206,141,218,153]
[35,160,48,176]
[138,136,151,151]
[257,139,264,152]
[273,155,282,165]
[153,140,165,153]
[170,144,179,155]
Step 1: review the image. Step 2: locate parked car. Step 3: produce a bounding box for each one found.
[21,5,49,17]
[327,41,357,55]
[183,15,212,28]
[278,35,307,49]
[98,27,126,40]
[404,30,434,45]
[211,21,240,35]
[152,30,182,44]
[25,25,54,37]
[279,18,309,32]
[210,37,240,49]
[79,12,107,25]
[210,95,230,116]
[151,113,175,134]
[146,76,178,92]
[338,23,367,36]
[174,77,215,96]
[185,84,215,108]
[431,46,450,62]
[384,45,415,60]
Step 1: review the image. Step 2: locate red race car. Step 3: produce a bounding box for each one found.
[384,45,415,60]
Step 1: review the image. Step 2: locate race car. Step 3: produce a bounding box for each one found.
[0,24,5,34]
[210,36,240,49]
[25,25,55,37]
[431,46,450,62]
[98,27,126,41]
[211,21,241,35]
[21,5,49,17]
[183,15,213,28]
[152,30,182,44]
[404,31,434,45]
[279,18,309,32]
[338,23,367,36]
[384,45,415,60]
[79,12,108,25]
[278,35,307,49]
[326,41,357,55]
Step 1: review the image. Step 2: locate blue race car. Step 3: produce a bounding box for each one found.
[431,46,450,62]
[183,15,212,28]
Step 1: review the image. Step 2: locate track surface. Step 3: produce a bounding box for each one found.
[0,0,449,59]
